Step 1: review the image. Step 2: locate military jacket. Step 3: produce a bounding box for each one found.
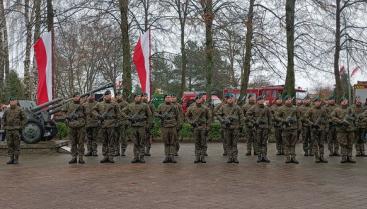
[2,106,27,130]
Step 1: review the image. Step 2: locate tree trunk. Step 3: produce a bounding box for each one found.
[119,0,132,99]
[180,23,187,98]
[202,0,214,104]
[24,0,34,99]
[240,0,255,101]
[0,0,4,89]
[32,0,41,99]
[333,0,343,102]
[284,0,296,97]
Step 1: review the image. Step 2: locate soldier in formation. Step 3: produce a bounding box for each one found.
[242,95,257,156]
[326,96,340,156]
[114,92,129,156]
[84,93,99,157]
[171,94,183,156]
[142,93,155,157]
[354,98,367,157]
[271,96,284,155]
[186,94,210,163]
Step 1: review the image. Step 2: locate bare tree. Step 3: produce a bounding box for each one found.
[23,0,35,99]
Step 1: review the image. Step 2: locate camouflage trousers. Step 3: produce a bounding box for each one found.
[224,128,239,158]
[114,125,128,155]
[161,127,177,157]
[282,130,297,157]
[101,128,116,158]
[6,130,21,157]
[355,128,366,154]
[193,128,207,157]
[221,128,228,154]
[274,126,283,153]
[131,127,146,159]
[145,127,152,151]
[337,131,354,158]
[256,128,269,156]
[311,128,326,158]
[302,126,312,154]
[245,127,258,154]
[86,127,98,154]
[69,128,85,157]
[328,126,339,154]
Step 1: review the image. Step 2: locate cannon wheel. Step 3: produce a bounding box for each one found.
[22,121,43,144]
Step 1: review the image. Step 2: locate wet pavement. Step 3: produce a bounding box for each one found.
[1,143,367,209]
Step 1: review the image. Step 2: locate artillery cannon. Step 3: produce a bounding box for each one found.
[6,83,114,144]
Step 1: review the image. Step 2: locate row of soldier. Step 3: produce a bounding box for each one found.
[2,91,366,165]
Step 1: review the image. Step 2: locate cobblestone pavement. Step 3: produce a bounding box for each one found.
[0,143,367,209]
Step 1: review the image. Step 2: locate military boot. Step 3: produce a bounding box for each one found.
[69,157,77,164]
[319,154,328,163]
[333,149,340,156]
[347,156,356,163]
[227,157,233,163]
[6,155,14,165]
[131,158,139,163]
[170,155,177,163]
[85,151,92,157]
[304,151,309,156]
[315,154,321,163]
[78,156,85,164]
[257,154,263,163]
[232,157,239,164]
[121,149,126,157]
[277,151,282,156]
[340,156,348,163]
[262,155,270,163]
[163,156,170,163]
[200,155,206,163]
[285,156,292,164]
[12,155,19,164]
[139,155,146,163]
[194,155,201,164]
[145,147,151,156]
[100,156,109,163]
[291,156,299,164]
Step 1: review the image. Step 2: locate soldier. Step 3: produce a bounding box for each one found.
[300,98,312,156]
[186,94,210,163]
[63,93,87,164]
[84,93,99,157]
[330,98,356,163]
[271,96,284,155]
[216,93,244,163]
[215,99,228,156]
[141,93,155,157]
[171,94,183,156]
[275,96,300,164]
[246,96,272,163]
[2,97,26,164]
[305,97,328,163]
[122,93,152,163]
[155,95,181,163]
[242,95,257,156]
[115,92,129,156]
[93,90,120,163]
[354,98,367,157]
[326,96,340,156]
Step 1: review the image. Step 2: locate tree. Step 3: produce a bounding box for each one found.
[284,0,296,97]
[23,0,35,99]
[0,0,9,91]
[2,70,25,102]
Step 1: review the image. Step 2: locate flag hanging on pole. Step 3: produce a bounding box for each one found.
[34,32,53,105]
[351,66,361,77]
[133,30,151,100]
[339,65,345,75]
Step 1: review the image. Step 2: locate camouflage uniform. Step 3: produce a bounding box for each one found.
[246,104,272,162]
[271,104,284,155]
[216,103,244,163]
[242,101,257,155]
[122,101,152,163]
[186,103,210,163]
[93,100,121,163]
[2,105,26,164]
[325,103,340,156]
[65,101,87,163]
[84,100,99,156]
[354,104,367,157]
[331,105,356,163]
[115,99,129,156]
[156,102,181,163]
[299,103,312,156]
[172,101,183,156]
[305,105,328,163]
[144,101,155,156]
[275,103,300,163]
[215,102,227,156]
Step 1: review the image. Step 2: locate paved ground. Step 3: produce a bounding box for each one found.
[1,143,367,209]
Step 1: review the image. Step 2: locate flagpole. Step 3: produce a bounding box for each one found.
[149,28,152,100]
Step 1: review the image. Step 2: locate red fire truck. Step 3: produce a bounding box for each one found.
[223,85,308,105]
[181,92,222,113]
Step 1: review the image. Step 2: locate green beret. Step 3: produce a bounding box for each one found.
[225,93,234,98]
[313,96,321,102]
[8,96,16,101]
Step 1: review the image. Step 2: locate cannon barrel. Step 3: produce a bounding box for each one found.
[31,98,63,112]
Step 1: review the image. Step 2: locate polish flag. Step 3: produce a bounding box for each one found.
[34,32,53,105]
[133,30,151,100]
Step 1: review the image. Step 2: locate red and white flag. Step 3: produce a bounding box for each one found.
[339,65,345,75]
[34,32,53,105]
[133,30,151,100]
[351,66,361,77]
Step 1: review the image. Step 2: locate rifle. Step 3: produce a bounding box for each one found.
[129,106,147,124]
[155,105,175,126]
[66,105,83,122]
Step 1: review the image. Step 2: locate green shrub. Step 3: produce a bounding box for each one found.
[56,122,69,139]
[208,122,221,141]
